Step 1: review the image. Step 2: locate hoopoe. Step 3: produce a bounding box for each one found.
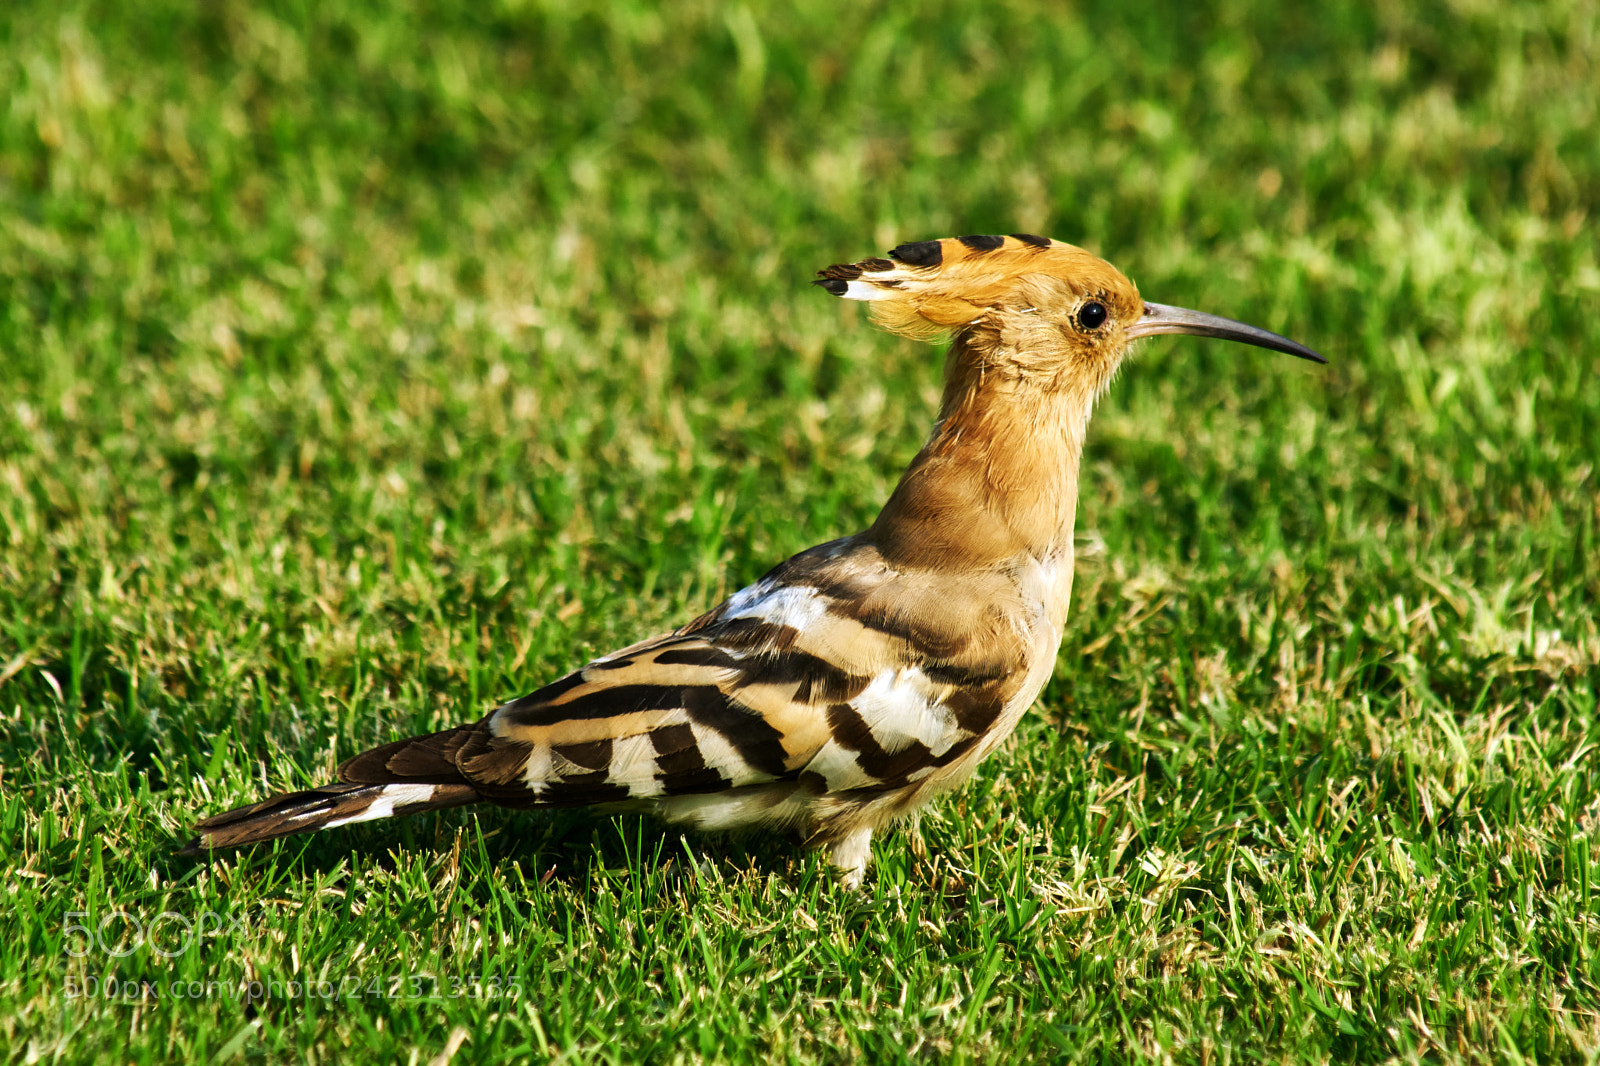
[188,235,1323,886]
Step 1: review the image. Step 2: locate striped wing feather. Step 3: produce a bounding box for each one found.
[341,538,1029,815]
[189,536,1036,855]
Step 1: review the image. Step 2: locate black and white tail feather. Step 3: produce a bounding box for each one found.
[182,781,478,853]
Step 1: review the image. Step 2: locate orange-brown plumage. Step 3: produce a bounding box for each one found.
[827,236,1141,574]
[188,234,1323,886]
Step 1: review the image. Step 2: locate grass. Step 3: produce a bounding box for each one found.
[2,0,1597,1061]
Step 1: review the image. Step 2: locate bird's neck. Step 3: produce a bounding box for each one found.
[867,336,1095,585]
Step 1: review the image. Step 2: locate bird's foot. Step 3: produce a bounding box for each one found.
[829,826,873,890]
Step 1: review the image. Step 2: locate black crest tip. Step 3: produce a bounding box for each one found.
[888,240,943,267]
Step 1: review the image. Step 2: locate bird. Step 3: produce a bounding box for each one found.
[186,234,1324,886]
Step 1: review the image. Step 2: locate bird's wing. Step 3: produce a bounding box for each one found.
[340,540,1035,809]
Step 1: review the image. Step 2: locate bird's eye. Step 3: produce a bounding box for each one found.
[1078,301,1108,330]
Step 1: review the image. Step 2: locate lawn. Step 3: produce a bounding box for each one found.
[3,0,1597,1061]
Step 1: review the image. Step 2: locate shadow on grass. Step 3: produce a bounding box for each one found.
[156,805,813,897]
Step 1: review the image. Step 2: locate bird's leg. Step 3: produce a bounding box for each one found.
[906,811,928,864]
[829,826,874,889]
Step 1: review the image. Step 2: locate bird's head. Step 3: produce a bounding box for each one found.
[816,234,1323,395]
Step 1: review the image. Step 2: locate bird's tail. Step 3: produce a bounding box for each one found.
[182,780,480,854]
[184,721,502,853]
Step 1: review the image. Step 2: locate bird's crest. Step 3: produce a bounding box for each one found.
[815,234,1130,340]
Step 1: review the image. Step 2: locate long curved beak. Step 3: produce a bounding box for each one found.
[1126,302,1326,364]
